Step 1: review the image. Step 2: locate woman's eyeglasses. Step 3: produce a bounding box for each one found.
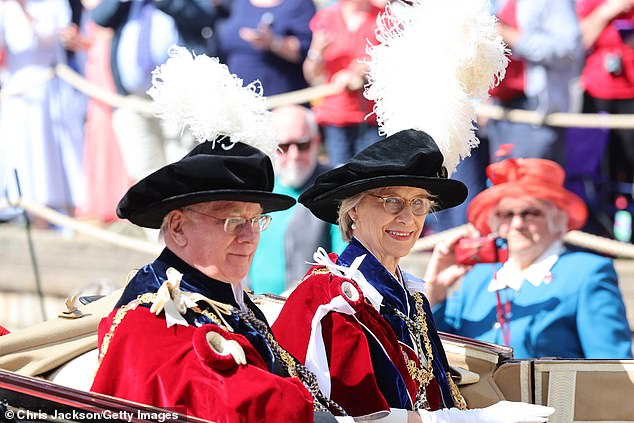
[368,194,433,216]
[495,208,544,222]
[278,140,312,153]
[184,209,272,233]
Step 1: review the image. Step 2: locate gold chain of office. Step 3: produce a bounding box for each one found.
[392,292,466,410]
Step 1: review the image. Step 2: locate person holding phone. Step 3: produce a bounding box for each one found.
[272,131,556,423]
[425,157,633,359]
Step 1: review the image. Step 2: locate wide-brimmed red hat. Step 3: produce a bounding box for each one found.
[467,158,588,235]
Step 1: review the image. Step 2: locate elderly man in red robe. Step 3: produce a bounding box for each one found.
[90,47,344,423]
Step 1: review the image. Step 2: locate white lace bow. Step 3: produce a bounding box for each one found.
[310,247,383,309]
[150,268,198,328]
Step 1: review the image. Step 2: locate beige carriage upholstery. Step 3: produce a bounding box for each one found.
[0,290,121,378]
[440,334,634,423]
[532,360,634,423]
[440,333,520,407]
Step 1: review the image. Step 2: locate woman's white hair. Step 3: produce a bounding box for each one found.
[337,187,437,242]
[338,192,367,243]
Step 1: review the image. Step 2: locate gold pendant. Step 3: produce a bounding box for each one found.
[416,300,424,317]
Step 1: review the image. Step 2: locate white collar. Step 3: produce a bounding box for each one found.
[488,240,564,292]
[231,283,246,311]
[401,269,426,293]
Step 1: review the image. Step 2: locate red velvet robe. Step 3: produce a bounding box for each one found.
[91,306,314,423]
[272,261,442,417]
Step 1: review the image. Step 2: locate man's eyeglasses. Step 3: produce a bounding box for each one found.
[368,194,434,216]
[278,140,312,153]
[495,208,544,222]
[184,208,272,233]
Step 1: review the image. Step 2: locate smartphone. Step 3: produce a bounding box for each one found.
[258,12,275,31]
[454,237,509,265]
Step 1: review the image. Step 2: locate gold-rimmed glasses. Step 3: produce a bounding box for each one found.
[368,195,434,216]
[184,208,272,233]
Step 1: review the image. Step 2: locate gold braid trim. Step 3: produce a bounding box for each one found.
[96,306,129,370]
[95,293,233,372]
[97,293,158,368]
[446,372,467,410]
[234,307,348,415]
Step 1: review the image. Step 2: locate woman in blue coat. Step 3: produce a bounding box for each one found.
[425,158,633,359]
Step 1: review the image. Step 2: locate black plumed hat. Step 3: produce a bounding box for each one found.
[117,140,295,228]
[298,129,467,225]
[305,0,509,225]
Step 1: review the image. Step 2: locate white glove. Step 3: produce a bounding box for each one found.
[334,417,356,422]
[206,331,247,366]
[418,401,555,423]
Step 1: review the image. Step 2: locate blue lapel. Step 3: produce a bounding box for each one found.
[114,248,278,373]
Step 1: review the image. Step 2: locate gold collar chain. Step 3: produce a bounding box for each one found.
[391,292,435,410]
[232,307,348,415]
[394,292,467,411]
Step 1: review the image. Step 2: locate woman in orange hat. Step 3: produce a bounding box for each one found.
[424,158,633,359]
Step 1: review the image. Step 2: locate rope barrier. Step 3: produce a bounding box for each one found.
[563,230,634,259]
[477,103,634,130]
[0,68,55,100]
[54,64,155,115]
[3,64,634,129]
[411,225,472,252]
[2,199,633,259]
[411,223,634,259]
[0,198,162,256]
[2,65,634,258]
[265,82,343,109]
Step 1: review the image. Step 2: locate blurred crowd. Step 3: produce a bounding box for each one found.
[0,0,633,245]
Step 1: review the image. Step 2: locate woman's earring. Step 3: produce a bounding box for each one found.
[351,222,357,230]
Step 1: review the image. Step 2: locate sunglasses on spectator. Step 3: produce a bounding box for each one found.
[495,208,544,222]
[184,208,272,233]
[368,194,434,216]
[278,139,312,153]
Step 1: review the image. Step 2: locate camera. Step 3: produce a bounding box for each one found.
[604,52,623,76]
[454,236,509,265]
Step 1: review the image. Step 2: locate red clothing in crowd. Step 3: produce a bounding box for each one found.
[309,4,379,126]
[489,0,525,102]
[577,0,634,99]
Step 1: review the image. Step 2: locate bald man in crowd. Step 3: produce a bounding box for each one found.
[247,105,345,295]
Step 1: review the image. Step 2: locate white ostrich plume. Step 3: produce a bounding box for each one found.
[365,0,508,174]
[147,46,277,157]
